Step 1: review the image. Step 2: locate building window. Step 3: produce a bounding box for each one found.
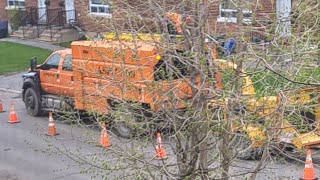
[89,0,112,17]
[7,0,25,8]
[217,0,252,24]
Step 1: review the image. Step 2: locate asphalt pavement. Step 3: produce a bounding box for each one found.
[0,72,24,93]
[0,91,96,180]
[0,67,318,179]
[0,90,317,180]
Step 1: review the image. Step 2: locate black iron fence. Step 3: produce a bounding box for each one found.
[23,7,39,26]
[63,10,76,25]
[49,9,76,40]
[47,8,62,24]
[10,7,76,38]
[10,8,27,31]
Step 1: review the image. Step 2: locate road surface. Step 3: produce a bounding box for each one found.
[0,91,97,180]
[0,90,319,180]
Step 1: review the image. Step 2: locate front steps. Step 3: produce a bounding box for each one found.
[37,27,61,42]
[11,26,37,39]
[11,26,79,43]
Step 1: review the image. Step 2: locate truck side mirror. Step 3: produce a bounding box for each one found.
[30,57,37,71]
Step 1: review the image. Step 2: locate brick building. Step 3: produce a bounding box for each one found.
[73,0,279,34]
[0,0,291,41]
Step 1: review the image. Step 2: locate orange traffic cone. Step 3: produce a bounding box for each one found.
[8,102,20,123]
[0,99,4,112]
[155,132,167,160]
[301,149,318,180]
[100,122,110,147]
[47,112,58,136]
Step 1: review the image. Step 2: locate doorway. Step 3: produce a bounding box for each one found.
[37,0,47,24]
[65,0,75,24]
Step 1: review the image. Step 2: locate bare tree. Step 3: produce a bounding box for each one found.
[38,0,320,179]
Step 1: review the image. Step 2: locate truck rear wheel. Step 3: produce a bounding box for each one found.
[24,88,41,117]
[114,121,133,139]
[113,111,151,139]
[231,133,254,160]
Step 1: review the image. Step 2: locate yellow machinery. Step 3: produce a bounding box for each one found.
[98,11,320,155]
[209,59,320,159]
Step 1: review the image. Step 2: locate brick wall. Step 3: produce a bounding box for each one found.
[254,0,276,24]
[46,0,63,9]
[74,0,112,32]
[24,0,62,9]
[207,0,275,36]
[1,0,276,34]
[74,0,163,33]
[74,0,276,35]
[25,0,37,8]
[74,0,202,33]
[0,0,8,21]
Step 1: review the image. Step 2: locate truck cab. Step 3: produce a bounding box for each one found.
[22,49,74,116]
[38,49,73,97]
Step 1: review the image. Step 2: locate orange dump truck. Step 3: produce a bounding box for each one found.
[22,39,200,136]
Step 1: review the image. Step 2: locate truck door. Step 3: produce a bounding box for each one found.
[39,53,62,94]
[60,54,74,97]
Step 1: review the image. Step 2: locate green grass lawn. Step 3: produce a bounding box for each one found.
[251,68,320,96]
[56,41,72,48]
[222,67,320,97]
[0,42,52,75]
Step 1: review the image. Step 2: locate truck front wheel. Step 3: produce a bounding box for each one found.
[24,88,41,117]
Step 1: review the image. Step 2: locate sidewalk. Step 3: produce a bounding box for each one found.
[0,37,65,51]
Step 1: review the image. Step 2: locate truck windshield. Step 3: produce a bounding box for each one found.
[42,53,61,70]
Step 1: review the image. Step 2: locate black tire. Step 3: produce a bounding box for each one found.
[114,121,133,139]
[113,110,151,139]
[24,88,41,117]
[236,143,253,160]
[271,142,302,162]
[230,133,254,160]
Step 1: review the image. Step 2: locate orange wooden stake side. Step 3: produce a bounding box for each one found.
[70,41,197,114]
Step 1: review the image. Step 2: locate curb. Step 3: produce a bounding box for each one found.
[0,88,21,94]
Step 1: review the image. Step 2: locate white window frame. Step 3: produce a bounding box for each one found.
[6,0,25,10]
[89,0,112,17]
[217,2,252,24]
